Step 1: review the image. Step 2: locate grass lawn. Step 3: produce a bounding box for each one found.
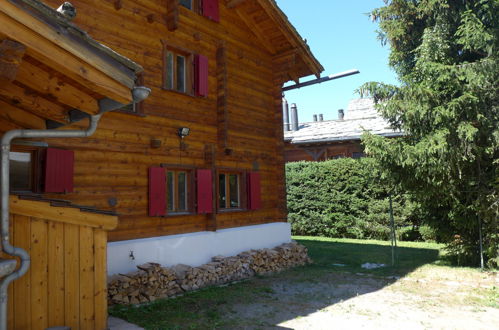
[109,237,497,329]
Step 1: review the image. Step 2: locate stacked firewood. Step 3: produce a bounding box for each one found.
[107,263,182,305]
[108,241,311,305]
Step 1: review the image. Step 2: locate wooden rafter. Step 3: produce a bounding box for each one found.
[0,3,134,104]
[234,7,276,54]
[226,0,247,9]
[0,39,26,81]
[254,0,323,77]
[304,148,327,161]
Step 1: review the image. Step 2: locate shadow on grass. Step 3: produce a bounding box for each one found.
[109,238,443,329]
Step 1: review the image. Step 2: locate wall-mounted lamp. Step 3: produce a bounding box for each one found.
[178,127,190,139]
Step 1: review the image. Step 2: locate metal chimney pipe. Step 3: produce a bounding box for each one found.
[290,103,299,131]
[313,114,317,122]
[319,114,324,121]
[338,109,344,120]
[282,98,290,132]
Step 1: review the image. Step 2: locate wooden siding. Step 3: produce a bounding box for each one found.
[0,0,291,241]
[2,196,117,330]
[284,141,364,162]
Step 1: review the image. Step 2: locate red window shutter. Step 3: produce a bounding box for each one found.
[247,172,261,210]
[194,54,209,97]
[196,169,213,214]
[202,0,219,22]
[149,167,167,216]
[44,148,74,193]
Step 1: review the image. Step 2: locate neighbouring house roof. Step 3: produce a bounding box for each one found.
[284,98,403,145]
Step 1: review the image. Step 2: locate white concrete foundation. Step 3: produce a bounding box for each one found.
[107,222,291,275]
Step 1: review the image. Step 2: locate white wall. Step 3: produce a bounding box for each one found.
[107,222,291,275]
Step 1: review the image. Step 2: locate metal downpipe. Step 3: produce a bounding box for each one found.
[0,114,102,330]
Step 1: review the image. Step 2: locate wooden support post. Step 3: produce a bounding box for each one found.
[216,41,229,151]
[204,144,217,231]
[0,39,26,81]
[166,0,179,31]
[113,0,122,10]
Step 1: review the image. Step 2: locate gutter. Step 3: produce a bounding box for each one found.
[0,87,150,330]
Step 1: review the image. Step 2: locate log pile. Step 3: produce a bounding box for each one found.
[108,241,311,305]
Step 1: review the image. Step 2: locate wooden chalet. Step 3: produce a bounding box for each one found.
[0,0,148,329]
[1,0,323,328]
[284,98,403,162]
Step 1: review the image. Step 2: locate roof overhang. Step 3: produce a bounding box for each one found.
[0,0,143,107]
[225,0,324,83]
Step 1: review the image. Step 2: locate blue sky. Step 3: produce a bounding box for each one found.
[276,0,399,122]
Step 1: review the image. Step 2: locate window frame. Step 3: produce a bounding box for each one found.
[9,145,44,193]
[161,41,194,95]
[352,152,365,159]
[179,0,199,12]
[162,165,195,215]
[217,170,247,211]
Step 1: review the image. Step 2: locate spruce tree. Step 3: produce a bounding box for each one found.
[360,0,498,267]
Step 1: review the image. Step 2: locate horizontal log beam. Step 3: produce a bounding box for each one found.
[10,195,118,230]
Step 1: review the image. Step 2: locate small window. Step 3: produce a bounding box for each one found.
[218,172,241,209]
[179,0,195,10]
[352,152,365,159]
[166,169,192,213]
[10,151,33,191]
[9,146,73,193]
[163,45,192,94]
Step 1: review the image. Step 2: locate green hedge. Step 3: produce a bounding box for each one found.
[286,158,427,241]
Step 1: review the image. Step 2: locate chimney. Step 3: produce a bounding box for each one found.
[290,103,299,131]
[319,114,324,121]
[313,114,318,122]
[282,98,290,131]
[338,109,344,120]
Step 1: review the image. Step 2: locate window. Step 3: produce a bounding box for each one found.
[162,41,209,97]
[149,165,202,217]
[178,0,219,22]
[179,0,196,10]
[9,145,73,193]
[165,49,189,93]
[218,172,240,209]
[167,169,190,213]
[352,152,365,159]
[10,151,34,191]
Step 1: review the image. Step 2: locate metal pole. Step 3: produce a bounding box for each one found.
[282,69,360,92]
[290,103,299,131]
[282,97,290,132]
[478,213,484,269]
[389,193,396,266]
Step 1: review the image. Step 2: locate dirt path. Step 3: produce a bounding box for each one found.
[227,266,499,329]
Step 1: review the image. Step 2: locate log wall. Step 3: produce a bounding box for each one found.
[1,0,287,241]
[2,196,117,330]
[284,141,364,162]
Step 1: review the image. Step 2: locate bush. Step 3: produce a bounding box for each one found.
[286,158,422,240]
